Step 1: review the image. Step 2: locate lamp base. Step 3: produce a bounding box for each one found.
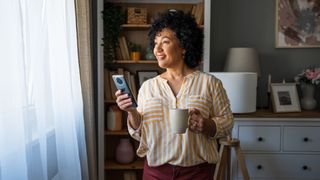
[210,72,258,113]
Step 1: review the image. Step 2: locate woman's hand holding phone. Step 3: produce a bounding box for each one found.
[112,75,141,129]
[115,90,136,112]
[115,90,141,129]
[112,75,137,108]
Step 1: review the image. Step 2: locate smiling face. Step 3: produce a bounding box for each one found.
[153,28,185,69]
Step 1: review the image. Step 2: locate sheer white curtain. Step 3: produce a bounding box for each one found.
[0,0,87,180]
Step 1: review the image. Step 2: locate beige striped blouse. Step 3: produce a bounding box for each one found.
[128,71,233,167]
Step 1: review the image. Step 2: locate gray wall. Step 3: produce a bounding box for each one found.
[211,0,320,108]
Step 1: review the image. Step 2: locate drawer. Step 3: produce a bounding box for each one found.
[237,154,320,179]
[238,126,281,151]
[283,126,320,152]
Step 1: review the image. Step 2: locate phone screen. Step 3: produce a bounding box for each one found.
[112,75,137,108]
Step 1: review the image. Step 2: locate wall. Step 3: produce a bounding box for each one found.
[211,0,320,108]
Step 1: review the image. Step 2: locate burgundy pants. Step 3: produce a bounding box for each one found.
[143,160,215,180]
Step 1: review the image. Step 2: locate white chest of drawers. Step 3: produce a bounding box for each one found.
[231,110,320,180]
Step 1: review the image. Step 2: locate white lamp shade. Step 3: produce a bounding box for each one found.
[210,72,257,113]
[224,48,260,76]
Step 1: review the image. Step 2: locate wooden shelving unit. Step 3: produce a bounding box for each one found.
[121,24,151,28]
[121,24,204,29]
[106,60,158,64]
[105,129,129,136]
[105,160,144,170]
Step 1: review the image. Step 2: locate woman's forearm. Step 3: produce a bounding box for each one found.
[127,109,142,130]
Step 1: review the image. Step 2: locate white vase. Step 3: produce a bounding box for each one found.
[300,83,317,110]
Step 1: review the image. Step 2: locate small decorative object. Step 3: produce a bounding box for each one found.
[294,67,320,110]
[267,74,272,109]
[130,52,140,61]
[127,7,147,24]
[137,70,159,86]
[145,47,156,60]
[106,105,122,131]
[115,138,135,164]
[271,83,301,113]
[128,42,141,61]
[275,0,320,48]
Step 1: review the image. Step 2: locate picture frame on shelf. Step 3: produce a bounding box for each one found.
[137,70,159,86]
[271,83,301,113]
[275,0,320,48]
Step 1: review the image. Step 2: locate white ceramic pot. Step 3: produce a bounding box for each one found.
[106,106,122,131]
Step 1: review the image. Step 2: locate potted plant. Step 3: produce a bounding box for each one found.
[128,42,141,61]
[102,3,125,62]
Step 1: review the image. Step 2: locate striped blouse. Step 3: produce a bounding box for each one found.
[128,71,233,167]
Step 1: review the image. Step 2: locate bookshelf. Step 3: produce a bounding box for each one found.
[97,0,211,179]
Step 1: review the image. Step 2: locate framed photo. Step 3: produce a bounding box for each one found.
[271,83,301,113]
[137,70,159,86]
[275,0,320,48]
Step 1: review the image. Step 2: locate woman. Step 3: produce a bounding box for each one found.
[115,10,233,180]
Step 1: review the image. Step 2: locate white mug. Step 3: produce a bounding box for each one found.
[169,108,189,134]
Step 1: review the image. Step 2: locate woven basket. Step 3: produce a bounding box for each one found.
[127,7,147,24]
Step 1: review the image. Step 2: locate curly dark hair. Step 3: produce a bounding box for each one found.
[148,10,204,68]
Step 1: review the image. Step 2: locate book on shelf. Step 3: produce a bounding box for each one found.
[124,70,137,99]
[191,3,204,25]
[115,45,123,60]
[197,3,204,25]
[130,74,137,100]
[104,69,113,101]
[117,68,125,76]
[118,37,127,60]
[104,68,138,101]
[109,70,118,100]
[191,5,196,16]
[121,36,130,60]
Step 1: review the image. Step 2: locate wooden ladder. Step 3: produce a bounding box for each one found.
[214,138,250,180]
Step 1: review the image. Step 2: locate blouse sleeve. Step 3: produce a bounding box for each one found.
[210,79,234,139]
[127,82,145,141]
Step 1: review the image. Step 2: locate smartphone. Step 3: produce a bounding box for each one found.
[112,75,138,108]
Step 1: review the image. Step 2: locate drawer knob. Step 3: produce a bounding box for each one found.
[303,137,309,142]
[257,137,263,142]
[302,165,309,170]
[257,165,263,170]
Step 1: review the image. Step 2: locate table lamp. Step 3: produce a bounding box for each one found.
[224,47,260,76]
[210,47,260,113]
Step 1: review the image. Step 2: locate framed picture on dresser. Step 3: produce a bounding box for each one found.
[271,83,301,113]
